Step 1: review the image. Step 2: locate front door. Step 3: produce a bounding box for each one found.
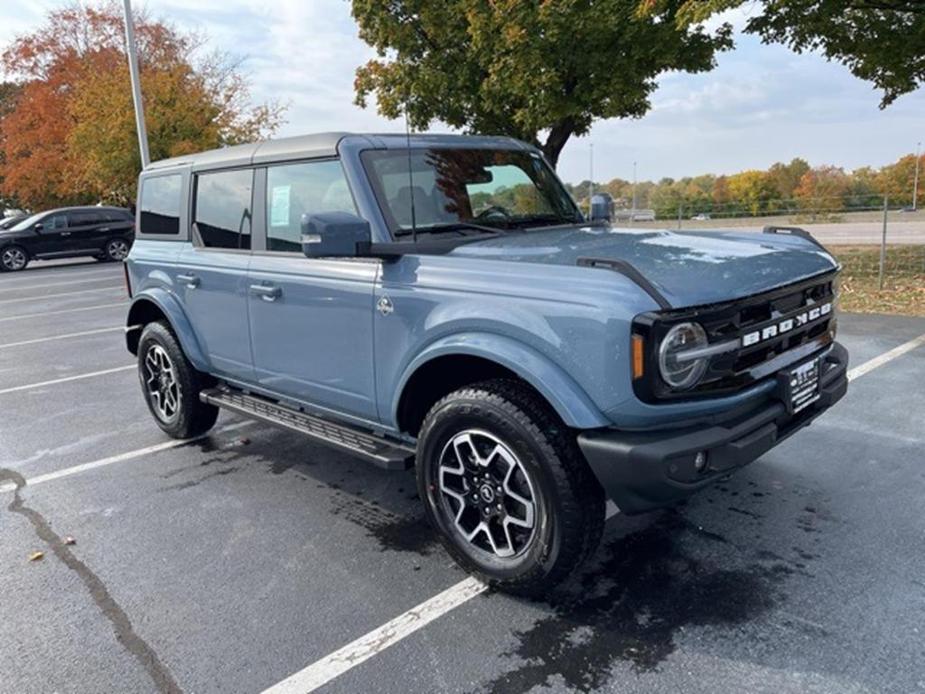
[246,159,379,422]
[175,167,255,382]
[32,212,71,257]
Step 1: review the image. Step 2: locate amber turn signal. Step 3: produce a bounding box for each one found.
[632,334,645,380]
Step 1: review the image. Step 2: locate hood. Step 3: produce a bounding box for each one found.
[449,224,838,308]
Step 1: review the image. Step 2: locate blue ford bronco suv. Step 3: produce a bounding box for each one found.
[125,133,847,594]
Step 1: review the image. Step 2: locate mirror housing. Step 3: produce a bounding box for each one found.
[33,222,44,232]
[301,212,372,258]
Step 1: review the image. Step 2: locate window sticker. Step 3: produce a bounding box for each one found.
[270,185,291,227]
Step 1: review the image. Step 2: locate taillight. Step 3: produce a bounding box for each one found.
[123,262,133,298]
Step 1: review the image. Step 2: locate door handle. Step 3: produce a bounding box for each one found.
[249,284,281,301]
[98,227,110,232]
[61,231,71,236]
[177,273,200,288]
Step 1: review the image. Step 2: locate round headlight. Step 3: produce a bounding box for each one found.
[658,322,709,390]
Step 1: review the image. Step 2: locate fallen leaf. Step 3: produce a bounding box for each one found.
[29,551,44,562]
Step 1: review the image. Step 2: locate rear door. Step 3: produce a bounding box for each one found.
[66,210,108,253]
[175,167,255,382]
[246,159,379,422]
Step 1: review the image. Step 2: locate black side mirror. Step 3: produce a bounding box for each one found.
[301,212,371,258]
[33,222,43,232]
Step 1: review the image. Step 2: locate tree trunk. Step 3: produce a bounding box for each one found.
[541,118,575,169]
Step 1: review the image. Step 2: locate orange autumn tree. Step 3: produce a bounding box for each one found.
[0,2,284,209]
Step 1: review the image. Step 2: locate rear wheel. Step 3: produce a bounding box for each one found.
[102,237,130,262]
[417,379,605,596]
[0,245,29,272]
[137,321,218,439]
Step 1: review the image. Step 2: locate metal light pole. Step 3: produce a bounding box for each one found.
[122,0,150,168]
[913,141,921,212]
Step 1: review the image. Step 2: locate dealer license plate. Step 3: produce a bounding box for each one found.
[781,358,821,414]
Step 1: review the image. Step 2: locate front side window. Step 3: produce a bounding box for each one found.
[44,214,68,230]
[266,160,357,252]
[194,169,254,250]
[140,174,182,235]
[361,148,581,238]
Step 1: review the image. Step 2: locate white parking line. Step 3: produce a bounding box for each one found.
[259,335,925,693]
[0,421,252,494]
[0,302,126,322]
[0,285,124,305]
[0,273,122,292]
[0,365,135,396]
[847,333,925,381]
[262,577,489,694]
[0,326,125,350]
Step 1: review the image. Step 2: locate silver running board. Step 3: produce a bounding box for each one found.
[200,387,415,470]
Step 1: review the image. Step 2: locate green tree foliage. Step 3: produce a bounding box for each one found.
[641,0,925,108]
[351,0,733,167]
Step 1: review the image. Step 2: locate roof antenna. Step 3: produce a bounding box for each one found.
[404,102,417,243]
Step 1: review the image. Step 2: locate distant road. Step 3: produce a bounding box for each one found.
[725,221,925,246]
[630,218,925,245]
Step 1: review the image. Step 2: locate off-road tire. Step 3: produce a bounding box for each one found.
[0,245,29,272]
[417,379,605,597]
[137,321,218,439]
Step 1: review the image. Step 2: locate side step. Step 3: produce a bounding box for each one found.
[200,387,415,470]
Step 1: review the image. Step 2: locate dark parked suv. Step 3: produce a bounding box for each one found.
[0,205,134,272]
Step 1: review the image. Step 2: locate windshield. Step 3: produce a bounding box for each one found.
[361,148,582,237]
[7,211,46,231]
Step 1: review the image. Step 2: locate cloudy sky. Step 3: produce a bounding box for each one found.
[4,1,923,184]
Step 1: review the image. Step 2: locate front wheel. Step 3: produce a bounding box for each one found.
[417,379,605,596]
[137,321,218,439]
[0,245,29,272]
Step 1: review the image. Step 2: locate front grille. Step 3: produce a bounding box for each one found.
[633,271,838,402]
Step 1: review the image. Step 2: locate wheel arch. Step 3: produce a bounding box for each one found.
[126,289,209,372]
[393,333,610,437]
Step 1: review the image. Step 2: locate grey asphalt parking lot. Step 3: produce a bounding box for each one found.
[1,260,924,694]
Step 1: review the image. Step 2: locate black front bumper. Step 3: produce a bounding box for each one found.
[578,342,848,515]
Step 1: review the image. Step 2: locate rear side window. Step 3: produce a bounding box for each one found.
[69,211,104,226]
[266,160,356,252]
[194,169,253,250]
[140,175,182,235]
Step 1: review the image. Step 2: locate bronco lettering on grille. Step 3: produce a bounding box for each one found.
[741,302,832,348]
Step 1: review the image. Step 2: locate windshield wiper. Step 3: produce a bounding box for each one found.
[394,221,503,238]
[506,214,583,229]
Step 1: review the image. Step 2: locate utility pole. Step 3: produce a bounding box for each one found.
[632,161,638,213]
[914,141,921,212]
[588,143,594,218]
[122,0,150,168]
